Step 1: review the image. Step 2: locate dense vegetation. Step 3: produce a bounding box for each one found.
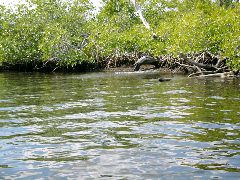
[0,0,239,71]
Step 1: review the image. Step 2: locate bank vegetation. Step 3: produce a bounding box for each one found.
[0,0,239,74]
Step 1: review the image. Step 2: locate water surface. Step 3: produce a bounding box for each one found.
[0,72,239,179]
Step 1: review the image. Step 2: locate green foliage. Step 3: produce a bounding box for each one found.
[0,0,93,67]
[0,0,239,70]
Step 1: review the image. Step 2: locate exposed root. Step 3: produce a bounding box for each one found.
[132,51,239,77]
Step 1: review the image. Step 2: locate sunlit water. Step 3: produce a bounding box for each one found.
[0,72,239,179]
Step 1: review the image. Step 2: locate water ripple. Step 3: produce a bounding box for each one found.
[0,72,240,178]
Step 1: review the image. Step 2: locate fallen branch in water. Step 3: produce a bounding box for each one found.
[197,72,235,78]
[188,68,230,77]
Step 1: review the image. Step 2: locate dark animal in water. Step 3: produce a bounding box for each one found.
[158,78,172,82]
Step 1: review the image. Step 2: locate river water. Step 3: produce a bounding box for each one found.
[0,72,239,179]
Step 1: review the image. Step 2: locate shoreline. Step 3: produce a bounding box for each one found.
[0,51,239,77]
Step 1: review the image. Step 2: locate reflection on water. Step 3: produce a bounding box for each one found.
[0,72,239,179]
